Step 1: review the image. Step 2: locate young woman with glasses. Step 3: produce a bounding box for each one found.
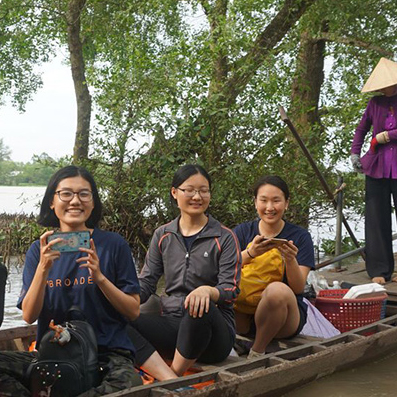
[128,164,241,380]
[0,165,142,395]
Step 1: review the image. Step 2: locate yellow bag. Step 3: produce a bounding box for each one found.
[234,244,285,314]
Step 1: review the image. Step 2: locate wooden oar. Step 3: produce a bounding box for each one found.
[279,106,364,260]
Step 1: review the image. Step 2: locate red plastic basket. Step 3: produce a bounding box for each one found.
[314,289,387,333]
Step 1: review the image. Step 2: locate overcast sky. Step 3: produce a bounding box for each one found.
[0,56,76,163]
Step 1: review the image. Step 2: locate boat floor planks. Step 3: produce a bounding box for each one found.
[320,254,397,301]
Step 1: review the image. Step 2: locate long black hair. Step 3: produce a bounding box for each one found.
[37,165,102,228]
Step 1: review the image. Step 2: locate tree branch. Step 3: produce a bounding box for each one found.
[316,32,394,57]
[225,0,317,106]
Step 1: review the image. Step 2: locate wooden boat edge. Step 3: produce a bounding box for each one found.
[0,324,37,351]
[105,313,397,397]
[2,315,397,396]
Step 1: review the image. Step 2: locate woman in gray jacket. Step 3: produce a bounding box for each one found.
[129,164,241,380]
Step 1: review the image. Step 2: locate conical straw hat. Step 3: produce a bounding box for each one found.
[361,57,397,93]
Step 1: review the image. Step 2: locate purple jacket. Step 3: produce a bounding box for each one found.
[351,93,397,179]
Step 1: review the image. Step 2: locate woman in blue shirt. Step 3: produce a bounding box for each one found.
[233,175,315,359]
[0,165,142,395]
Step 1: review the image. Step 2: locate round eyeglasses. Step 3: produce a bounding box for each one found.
[177,187,211,198]
[55,190,93,202]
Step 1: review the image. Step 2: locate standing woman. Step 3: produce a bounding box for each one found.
[233,176,315,359]
[129,164,241,380]
[351,57,397,284]
[0,165,142,395]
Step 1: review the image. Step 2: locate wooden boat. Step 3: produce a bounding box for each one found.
[2,312,397,396]
[0,323,37,352]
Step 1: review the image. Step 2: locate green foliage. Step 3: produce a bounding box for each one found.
[0,0,59,110]
[82,0,394,266]
[0,139,11,162]
[0,152,63,186]
[320,236,364,256]
[0,160,18,186]
[0,214,45,266]
[2,0,397,266]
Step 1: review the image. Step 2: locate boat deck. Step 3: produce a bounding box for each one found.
[319,254,397,307]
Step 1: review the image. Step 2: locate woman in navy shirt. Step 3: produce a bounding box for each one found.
[0,165,142,395]
[233,176,314,359]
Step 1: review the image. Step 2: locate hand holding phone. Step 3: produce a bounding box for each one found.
[48,231,91,252]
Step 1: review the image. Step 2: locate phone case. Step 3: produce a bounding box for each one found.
[48,231,91,252]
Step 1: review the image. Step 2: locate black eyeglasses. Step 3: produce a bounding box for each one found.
[177,187,211,198]
[55,190,93,202]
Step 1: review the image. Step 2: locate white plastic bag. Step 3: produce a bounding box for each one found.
[307,271,329,295]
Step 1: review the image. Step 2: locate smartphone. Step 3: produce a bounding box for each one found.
[263,238,288,246]
[48,231,91,252]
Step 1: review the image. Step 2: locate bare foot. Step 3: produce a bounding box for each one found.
[392,276,397,282]
[372,277,386,285]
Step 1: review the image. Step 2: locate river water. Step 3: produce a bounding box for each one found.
[2,264,25,329]
[2,186,397,396]
[1,186,45,329]
[283,352,397,397]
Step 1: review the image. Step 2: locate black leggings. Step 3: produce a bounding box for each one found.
[129,302,234,366]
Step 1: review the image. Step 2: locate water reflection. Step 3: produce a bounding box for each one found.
[284,352,397,397]
[3,264,26,329]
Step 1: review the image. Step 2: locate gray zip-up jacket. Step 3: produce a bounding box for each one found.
[139,215,241,334]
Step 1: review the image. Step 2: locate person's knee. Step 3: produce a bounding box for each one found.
[183,301,217,324]
[182,311,211,330]
[260,282,290,310]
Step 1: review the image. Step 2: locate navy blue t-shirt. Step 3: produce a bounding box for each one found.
[233,219,315,270]
[17,228,140,353]
[233,219,315,329]
[233,219,315,313]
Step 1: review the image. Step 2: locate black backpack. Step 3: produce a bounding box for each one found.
[28,319,100,397]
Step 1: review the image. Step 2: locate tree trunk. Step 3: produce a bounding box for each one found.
[202,0,229,167]
[290,31,325,134]
[196,0,317,166]
[287,28,327,228]
[66,0,91,163]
